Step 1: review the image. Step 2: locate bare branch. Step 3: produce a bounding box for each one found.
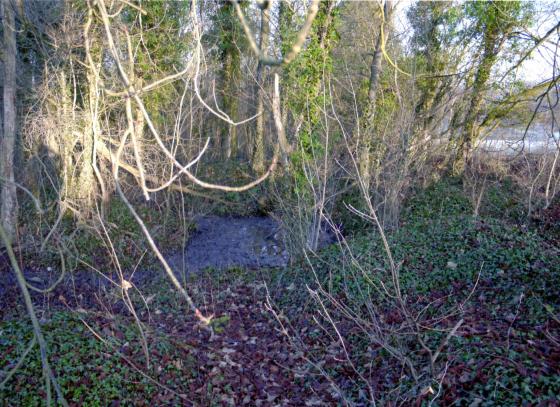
[232,0,320,66]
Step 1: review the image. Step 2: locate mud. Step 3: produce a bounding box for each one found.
[0,216,335,309]
[179,215,289,272]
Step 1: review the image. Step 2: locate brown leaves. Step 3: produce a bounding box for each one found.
[130,276,336,405]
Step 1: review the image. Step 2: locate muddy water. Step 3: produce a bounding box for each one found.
[0,216,336,311]
[177,216,289,272]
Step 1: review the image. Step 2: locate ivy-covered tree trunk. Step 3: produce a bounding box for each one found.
[453,0,528,174]
[278,0,295,159]
[279,0,338,251]
[411,1,451,142]
[252,3,271,173]
[223,51,238,159]
[215,1,243,160]
[454,37,498,173]
[1,0,18,242]
[284,0,337,141]
[359,0,393,192]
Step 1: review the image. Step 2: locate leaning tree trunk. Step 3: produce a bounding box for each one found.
[453,14,503,175]
[453,42,498,174]
[1,0,18,242]
[252,3,271,173]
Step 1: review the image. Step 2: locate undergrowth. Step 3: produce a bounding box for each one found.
[1,177,559,405]
[0,312,194,406]
[266,177,560,404]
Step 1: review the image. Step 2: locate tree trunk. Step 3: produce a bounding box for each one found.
[216,1,242,160]
[1,0,18,242]
[79,116,96,207]
[411,1,448,141]
[359,0,393,192]
[56,72,75,208]
[278,0,293,164]
[67,68,98,213]
[285,0,337,156]
[367,28,384,110]
[252,3,271,173]
[453,33,500,174]
[223,52,238,159]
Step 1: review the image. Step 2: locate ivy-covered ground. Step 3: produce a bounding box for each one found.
[1,178,559,405]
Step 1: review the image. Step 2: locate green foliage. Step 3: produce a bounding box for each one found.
[465,0,533,36]
[408,1,464,125]
[210,314,231,334]
[283,1,340,117]
[206,1,248,138]
[462,0,534,87]
[408,1,462,55]
[209,1,246,64]
[279,1,340,203]
[453,345,560,405]
[272,177,560,404]
[338,178,556,302]
[0,312,193,405]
